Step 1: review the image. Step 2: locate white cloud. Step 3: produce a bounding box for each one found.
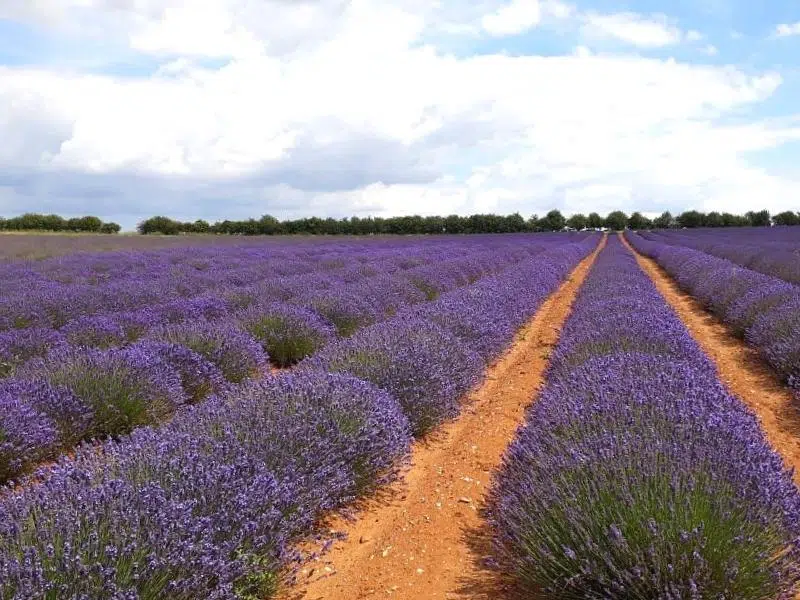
[775,22,800,38]
[686,30,703,42]
[0,0,799,228]
[581,12,684,47]
[481,0,541,37]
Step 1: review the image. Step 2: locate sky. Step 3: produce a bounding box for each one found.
[1,1,800,230]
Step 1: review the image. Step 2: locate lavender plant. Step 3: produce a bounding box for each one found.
[627,232,800,398]
[236,303,336,367]
[305,318,483,436]
[0,372,411,599]
[20,345,185,439]
[0,392,58,482]
[61,314,127,348]
[146,320,268,383]
[488,237,800,598]
[0,327,66,378]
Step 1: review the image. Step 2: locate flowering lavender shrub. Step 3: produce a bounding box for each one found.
[115,308,162,342]
[627,232,800,398]
[130,340,228,403]
[305,318,483,436]
[0,392,58,482]
[0,372,410,599]
[488,238,800,598]
[0,327,66,378]
[0,297,48,332]
[0,378,91,448]
[147,320,268,383]
[237,303,336,367]
[61,314,127,348]
[151,295,230,325]
[20,346,185,439]
[642,228,800,286]
[301,290,380,337]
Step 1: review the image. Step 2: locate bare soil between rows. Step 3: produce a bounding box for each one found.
[278,237,606,600]
[623,233,800,483]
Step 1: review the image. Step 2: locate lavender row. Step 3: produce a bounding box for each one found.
[626,231,800,399]
[0,239,553,376]
[0,238,540,335]
[488,236,800,598]
[641,228,800,286]
[301,238,599,436]
[0,237,597,599]
[0,237,573,484]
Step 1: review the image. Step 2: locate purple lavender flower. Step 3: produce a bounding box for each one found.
[146,320,268,383]
[0,391,58,482]
[304,318,483,436]
[20,345,185,439]
[236,302,336,367]
[0,378,92,448]
[129,340,227,403]
[0,327,67,378]
[61,314,127,349]
[488,237,800,598]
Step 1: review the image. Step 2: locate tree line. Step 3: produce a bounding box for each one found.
[0,214,121,234]
[137,208,800,235]
[2,209,798,236]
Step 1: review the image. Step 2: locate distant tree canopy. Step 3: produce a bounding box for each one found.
[135,208,798,235]
[773,210,800,226]
[0,213,121,234]
[3,208,795,237]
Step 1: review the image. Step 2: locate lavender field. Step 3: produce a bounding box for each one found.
[1,229,799,599]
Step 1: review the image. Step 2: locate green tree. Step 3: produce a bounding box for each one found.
[541,209,566,231]
[677,210,706,228]
[99,222,121,234]
[566,213,588,230]
[604,211,628,231]
[746,209,771,227]
[652,211,675,229]
[627,212,651,230]
[137,216,182,235]
[704,211,723,228]
[773,211,800,226]
[587,212,604,229]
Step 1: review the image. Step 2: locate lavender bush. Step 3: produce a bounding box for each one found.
[0,378,91,449]
[130,340,228,403]
[0,392,58,482]
[146,320,268,383]
[61,314,127,348]
[0,372,411,599]
[626,232,800,398]
[488,237,800,598]
[0,327,66,378]
[304,318,483,436]
[236,303,336,367]
[20,346,185,439]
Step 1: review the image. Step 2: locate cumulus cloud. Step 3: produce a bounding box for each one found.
[775,22,800,38]
[580,12,686,47]
[0,0,799,229]
[481,0,542,37]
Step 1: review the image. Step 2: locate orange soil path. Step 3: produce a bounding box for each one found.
[623,233,800,483]
[279,236,606,600]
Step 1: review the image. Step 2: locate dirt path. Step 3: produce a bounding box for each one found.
[622,233,800,483]
[280,237,605,600]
